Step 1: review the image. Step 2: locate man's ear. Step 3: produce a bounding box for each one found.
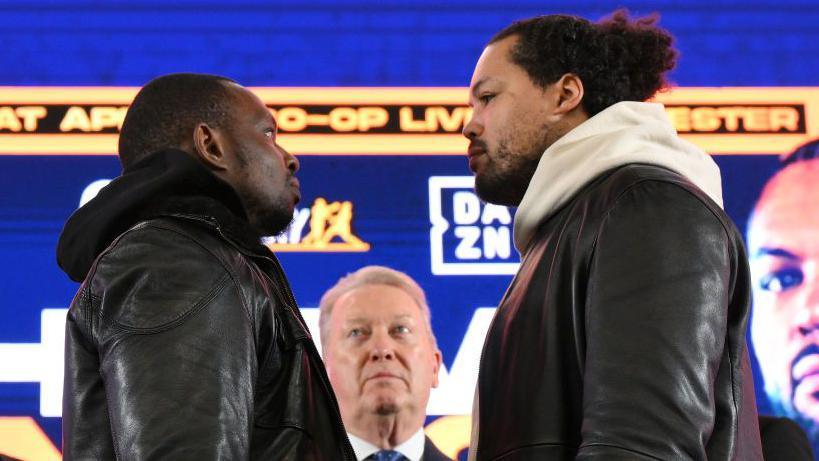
[431,348,443,389]
[553,73,585,115]
[192,122,228,171]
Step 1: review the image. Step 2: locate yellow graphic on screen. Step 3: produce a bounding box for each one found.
[301,198,367,247]
[425,415,471,460]
[267,197,370,252]
[3,86,819,155]
[0,417,62,461]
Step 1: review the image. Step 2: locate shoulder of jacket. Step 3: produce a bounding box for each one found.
[88,218,240,331]
[600,164,697,194]
[595,169,739,250]
[589,164,723,220]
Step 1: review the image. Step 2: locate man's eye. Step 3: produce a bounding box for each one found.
[264,129,276,139]
[348,328,363,338]
[759,268,804,292]
[392,325,411,335]
[479,94,495,104]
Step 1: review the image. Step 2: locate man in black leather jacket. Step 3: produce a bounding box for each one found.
[462,12,763,460]
[57,73,355,460]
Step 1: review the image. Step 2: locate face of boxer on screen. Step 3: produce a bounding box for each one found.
[749,158,819,429]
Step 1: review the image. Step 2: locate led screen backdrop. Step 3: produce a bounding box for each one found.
[2,1,819,459]
[0,86,815,459]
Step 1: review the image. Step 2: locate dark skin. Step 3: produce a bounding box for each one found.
[180,82,300,235]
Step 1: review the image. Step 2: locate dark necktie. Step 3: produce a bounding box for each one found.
[365,449,409,461]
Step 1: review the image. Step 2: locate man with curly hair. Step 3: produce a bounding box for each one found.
[463,11,763,460]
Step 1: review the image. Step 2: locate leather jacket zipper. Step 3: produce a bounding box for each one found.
[253,251,356,460]
[172,213,356,460]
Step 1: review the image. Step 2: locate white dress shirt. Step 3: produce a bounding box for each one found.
[348,428,425,461]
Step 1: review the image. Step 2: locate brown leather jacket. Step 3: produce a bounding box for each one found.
[58,150,355,460]
[473,165,763,460]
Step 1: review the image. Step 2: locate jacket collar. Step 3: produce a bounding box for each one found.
[57,148,263,281]
[513,101,724,254]
[142,195,268,255]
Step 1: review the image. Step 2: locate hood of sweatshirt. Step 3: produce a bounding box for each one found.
[56,149,247,282]
[513,101,723,254]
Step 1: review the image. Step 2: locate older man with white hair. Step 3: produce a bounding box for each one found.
[319,266,452,461]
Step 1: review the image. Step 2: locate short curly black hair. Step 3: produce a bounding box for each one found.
[782,138,819,167]
[489,10,677,117]
[118,73,237,170]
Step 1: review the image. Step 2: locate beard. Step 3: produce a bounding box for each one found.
[778,343,819,435]
[768,395,819,444]
[227,144,297,236]
[474,122,553,207]
[244,194,295,236]
[475,139,542,207]
[473,129,551,207]
[763,343,819,447]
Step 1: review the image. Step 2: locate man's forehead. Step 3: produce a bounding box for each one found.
[470,36,533,95]
[769,160,819,191]
[343,313,415,324]
[470,76,501,94]
[749,167,819,256]
[481,36,517,64]
[226,84,269,116]
[753,162,819,224]
[749,214,819,254]
[333,285,422,320]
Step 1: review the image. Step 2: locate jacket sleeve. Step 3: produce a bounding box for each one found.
[576,181,733,460]
[93,226,258,460]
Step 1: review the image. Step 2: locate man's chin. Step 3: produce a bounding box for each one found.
[256,223,290,237]
[374,401,401,416]
[251,209,295,236]
[768,388,819,435]
[475,175,523,207]
[790,407,819,440]
[364,391,405,416]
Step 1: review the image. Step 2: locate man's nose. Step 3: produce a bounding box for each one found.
[369,348,395,361]
[462,112,482,140]
[282,147,299,174]
[368,331,395,361]
[796,284,819,336]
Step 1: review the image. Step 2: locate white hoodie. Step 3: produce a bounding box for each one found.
[513,100,724,255]
[468,100,724,461]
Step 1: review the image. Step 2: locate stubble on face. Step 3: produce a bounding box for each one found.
[473,113,554,207]
[466,35,566,207]
[223,86,298,236]
[236,158,296,236]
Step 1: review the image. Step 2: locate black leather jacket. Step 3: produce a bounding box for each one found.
[58,150,354,460]
[473,165,763,460]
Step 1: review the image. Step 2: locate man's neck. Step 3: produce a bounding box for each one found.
[349,412,422,448]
